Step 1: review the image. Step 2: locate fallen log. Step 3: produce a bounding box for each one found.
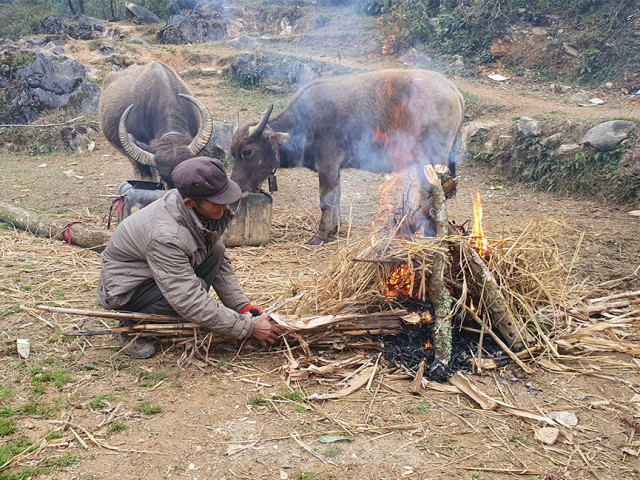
[0,202,111,251]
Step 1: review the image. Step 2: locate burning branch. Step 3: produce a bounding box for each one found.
[424,165,455,364]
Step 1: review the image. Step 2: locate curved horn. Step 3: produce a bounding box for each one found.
[179,93,214,156]
[118,104,156,167]
[248,103,274,139]
[233,110,240,136]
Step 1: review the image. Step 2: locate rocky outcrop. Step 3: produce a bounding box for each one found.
[4,53,99,124]
[156,0,229,44]
[36,15,107,40]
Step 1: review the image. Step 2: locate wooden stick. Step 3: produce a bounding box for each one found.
[412,359,426,394]
[460,241,528,349]
[36,305,182,323]
[351,257,403,264]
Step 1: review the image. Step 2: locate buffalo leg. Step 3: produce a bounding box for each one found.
[310,159,342,245]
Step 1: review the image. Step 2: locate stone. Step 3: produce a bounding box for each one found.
[556,143,582,157]
[227,36,256,49]
[540,133,564,148]
[516,117,541,138]
[497,135,513,148]
[579,120,636,151]
[571,91,589,104]
[125,2,162,24]
[205,120,234,160]
[534,427,559,445]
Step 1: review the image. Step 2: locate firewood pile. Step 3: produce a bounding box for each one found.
[43,167,640,387]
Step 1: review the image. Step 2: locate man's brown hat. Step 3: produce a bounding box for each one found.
[172,157,242,204]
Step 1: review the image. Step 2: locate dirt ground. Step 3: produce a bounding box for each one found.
[1,6,640,480]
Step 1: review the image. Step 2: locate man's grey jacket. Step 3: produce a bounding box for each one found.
[98,189,254,339]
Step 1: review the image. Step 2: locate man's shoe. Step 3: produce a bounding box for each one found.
[119,335,156,359]
[116,321,156,359]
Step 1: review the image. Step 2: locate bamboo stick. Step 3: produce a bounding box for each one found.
[36,305,182,323]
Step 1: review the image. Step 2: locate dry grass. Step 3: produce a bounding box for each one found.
[2,200,639,369]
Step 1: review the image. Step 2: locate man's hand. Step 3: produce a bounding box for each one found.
[250,314,283,347]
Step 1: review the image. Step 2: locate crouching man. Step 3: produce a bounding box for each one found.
[98,156,282,358]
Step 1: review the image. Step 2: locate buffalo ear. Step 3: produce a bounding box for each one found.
[272,132,290,147]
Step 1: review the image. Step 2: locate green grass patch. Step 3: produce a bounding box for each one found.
[130,369,167,387]
[272,391,302,402]
[44,431,64,441]
[0,407,17,417]
[0,452,80,480]
[295,472,316,480]
[509,433,531,445]
[0,418,18,437]
[403,400,433,415]
[87,394,114,410]
[0,438,33,466]
[134,402,163,415]
[0,384,15,401]
[249,395,267,406]
[106,421,127,435]
[30,367,75,388]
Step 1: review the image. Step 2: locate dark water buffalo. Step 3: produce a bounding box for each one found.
[230,68,465,244]
[99,61,213,186]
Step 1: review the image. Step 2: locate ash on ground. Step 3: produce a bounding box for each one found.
[381,320,509,383]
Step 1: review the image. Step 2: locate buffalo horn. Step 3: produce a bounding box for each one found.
[232,110,240,136]
[118,104,156,167]
[179,94,214,155]
[248,103,274,139]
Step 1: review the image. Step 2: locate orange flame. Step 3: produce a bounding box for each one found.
[469,190,488,257]
[424,339,432,349]
[384,263,414,297]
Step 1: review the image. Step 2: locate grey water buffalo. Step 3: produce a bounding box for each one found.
[230,68,465,244]
[99,61,213,186]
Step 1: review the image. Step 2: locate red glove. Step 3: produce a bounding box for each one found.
[239,304,263,316]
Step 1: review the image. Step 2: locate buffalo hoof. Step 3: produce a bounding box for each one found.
[307,236,327,245]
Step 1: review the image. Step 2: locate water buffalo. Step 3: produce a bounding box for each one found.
[99,61,213,186]
[230,68,465,244]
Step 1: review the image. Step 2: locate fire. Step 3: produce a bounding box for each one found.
[384,262,414,298]
[469,190,488,257]
[424,339,431,349]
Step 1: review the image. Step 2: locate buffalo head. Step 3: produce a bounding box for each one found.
[118,93,214,187]
[230,104,290,194]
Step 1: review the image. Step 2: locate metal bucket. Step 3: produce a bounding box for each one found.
[116,181,273,246]
[117,180,166,224]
